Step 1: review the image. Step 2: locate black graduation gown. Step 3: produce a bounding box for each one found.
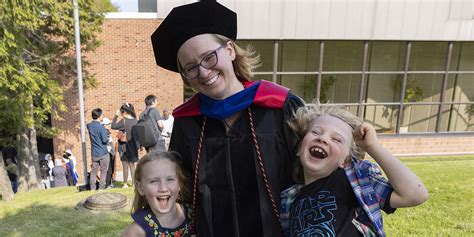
[169,93,304,237]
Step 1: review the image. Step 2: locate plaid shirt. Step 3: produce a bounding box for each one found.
[280,158,395,237]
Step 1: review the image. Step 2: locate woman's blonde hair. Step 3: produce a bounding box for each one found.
[287,102,366,184]
[177,34,261,87]
[131,151,190,213]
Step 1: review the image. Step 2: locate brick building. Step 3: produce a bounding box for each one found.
[51,15,182,181]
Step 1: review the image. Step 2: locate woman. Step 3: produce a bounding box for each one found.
[112,102,139,188]
[151,1,304,236]
[52,158,68,188]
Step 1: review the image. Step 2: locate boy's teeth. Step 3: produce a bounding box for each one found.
[309,147,328,158]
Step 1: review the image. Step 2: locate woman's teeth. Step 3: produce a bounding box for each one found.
[203,74,219,85]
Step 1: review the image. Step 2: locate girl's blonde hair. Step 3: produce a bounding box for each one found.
[177,34,261,87]
[131,151,190,213]
[287,102,366,184]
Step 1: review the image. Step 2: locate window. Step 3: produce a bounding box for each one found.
[192,39,474,134]
[278,41,319,72]
[323,41,364,71]
[237,40,274,72]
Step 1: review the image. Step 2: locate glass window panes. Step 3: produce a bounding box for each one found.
[447,74,474,103]
[409,42,448,71]
[323,41,364,71]
[365,74,402,103]
[363,105,398,134]
[237,39,473,134]
[278,41,319,72]
[401,105,439,133]
[278,75,316,103]
[320,74,361,103]
[440,103,474,132]
[237,40,274,72]
[404,74,443,102]
[368,41,405,71]
[451,42,474,71]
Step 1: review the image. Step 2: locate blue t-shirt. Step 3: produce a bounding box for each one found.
[131,203,194,237]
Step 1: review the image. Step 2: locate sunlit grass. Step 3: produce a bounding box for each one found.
[0,184,134,237]
[0,156,473,236]
[384,156,474,236]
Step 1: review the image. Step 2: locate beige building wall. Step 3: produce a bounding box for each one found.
[158,0,474,41]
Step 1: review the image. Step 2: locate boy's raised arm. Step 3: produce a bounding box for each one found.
[353,123,429,208]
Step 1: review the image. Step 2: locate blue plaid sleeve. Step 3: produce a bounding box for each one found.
[280,184,302,237]
[363,160,396,214]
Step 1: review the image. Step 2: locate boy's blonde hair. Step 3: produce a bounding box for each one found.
[131,151,190,213]
[288,103,366,184]
[177,34,261,87]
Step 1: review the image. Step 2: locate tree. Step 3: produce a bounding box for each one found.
[0,152,14,201]
[93,0,118,12]
[0,0,106,192]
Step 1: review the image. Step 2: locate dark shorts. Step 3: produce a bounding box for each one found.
[120,152,138,162]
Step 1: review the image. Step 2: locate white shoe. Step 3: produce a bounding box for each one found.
[122,184,128,188]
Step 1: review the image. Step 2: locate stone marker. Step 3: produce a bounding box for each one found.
[76,192,128,211]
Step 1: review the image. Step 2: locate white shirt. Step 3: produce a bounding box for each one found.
[160,115,174,136]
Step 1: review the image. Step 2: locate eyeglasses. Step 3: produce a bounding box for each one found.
[180,45,226,80]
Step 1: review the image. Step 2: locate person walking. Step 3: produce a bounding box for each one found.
[112,103,139,188]
[150,1,304,236]
[86,108,110,190]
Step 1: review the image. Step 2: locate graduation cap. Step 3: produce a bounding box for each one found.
[151,0,237,72]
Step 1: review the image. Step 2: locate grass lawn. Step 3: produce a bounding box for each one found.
[0,185,134,237]
[383,156,474,236]
[0,156,473,236]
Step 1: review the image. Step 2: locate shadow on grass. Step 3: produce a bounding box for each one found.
[0,202,131,237]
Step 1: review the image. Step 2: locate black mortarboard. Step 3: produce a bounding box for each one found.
[151,0,237,72]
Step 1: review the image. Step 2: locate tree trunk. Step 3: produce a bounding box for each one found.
[0,153,14,201]
[28,126,41,179]
[16,129,41,192]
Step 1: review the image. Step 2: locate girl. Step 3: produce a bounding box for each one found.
[122,151,194,237]
[112,102,139,188]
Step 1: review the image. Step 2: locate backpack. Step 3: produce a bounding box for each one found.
[39,159,50,179]
[133,108,165,149]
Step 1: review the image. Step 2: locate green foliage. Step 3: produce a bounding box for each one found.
[301,75,336,103]
[320,76,336,103]
[0,0,105,144]
[93,0,119,13]
[392,76,425,102]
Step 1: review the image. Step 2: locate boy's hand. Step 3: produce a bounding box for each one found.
[353,123,379,151]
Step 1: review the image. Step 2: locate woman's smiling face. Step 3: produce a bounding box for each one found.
[137,159,180,216]
[177,34,243,100]
[298,115,353,184]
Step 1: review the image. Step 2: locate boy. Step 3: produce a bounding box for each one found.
[281,104,428,236]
